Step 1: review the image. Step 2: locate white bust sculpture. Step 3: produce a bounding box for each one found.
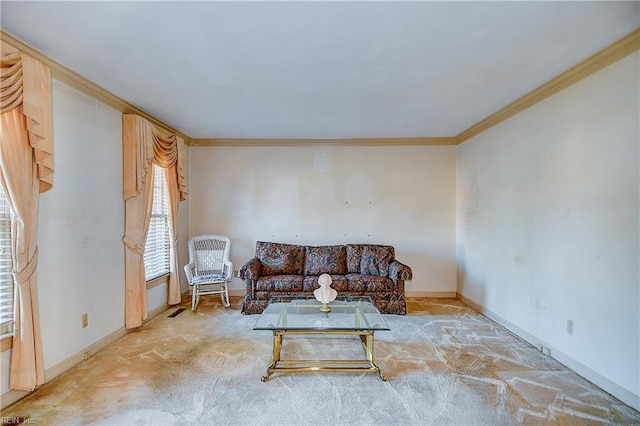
[314,273,337,305]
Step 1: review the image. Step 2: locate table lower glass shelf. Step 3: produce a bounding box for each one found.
[261,329,387,381]
[255,296,390,381]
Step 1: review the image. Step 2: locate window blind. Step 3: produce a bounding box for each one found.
[0,187,13,336]
[144,165,172,281]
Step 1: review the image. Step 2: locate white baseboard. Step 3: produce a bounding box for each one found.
[0,389,29,410]
[406,291,457,298]
[457,292,640,412]
[229,289,244,297]
[144,304,171,324]
[1,304,171,410]
[0,326,127,410]
[44,327,128,385]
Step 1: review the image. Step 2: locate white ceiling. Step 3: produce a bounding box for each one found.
[1,1,638,139]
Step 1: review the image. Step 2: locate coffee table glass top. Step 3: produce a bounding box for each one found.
[253,296,390,331]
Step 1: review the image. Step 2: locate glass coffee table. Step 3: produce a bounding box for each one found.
[253,296,390,381]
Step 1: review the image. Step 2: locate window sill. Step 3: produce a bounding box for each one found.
[1,334,12,352]
[146,273,169,290]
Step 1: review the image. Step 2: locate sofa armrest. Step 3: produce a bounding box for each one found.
[389,260,412,281]
[239,257,261,280]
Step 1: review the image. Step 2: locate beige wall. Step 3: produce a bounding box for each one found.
[1,81,191,405]
[39,81,125,368]
[457,52,639,409]
[1,81,124,399]
[188,145,458,296]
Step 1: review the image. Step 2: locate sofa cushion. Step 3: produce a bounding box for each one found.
[346,244,367,273]
[346,273,395,292]
[303,245,347,275]
[256,241,305,276]
[360,245,395,278]
[255,291,307,300]
[255,275,304,292]
[303,275,348,292]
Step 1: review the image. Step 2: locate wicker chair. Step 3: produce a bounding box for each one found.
[184,235,233,311]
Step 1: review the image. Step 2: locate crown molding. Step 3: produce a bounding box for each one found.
[190,137,457,147]
[456,27,640,144]
[0,30,191,143]
[2,25,637,148]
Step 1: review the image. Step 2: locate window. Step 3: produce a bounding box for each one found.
[0,186,13,336]
[144,165,172,281]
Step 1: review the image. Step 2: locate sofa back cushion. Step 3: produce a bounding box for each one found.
[346,244,367,273]
[303,245,347,276]
[360,245,395,278]
[256,241,305,276]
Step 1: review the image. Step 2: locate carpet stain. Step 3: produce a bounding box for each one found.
[2,297,639,425]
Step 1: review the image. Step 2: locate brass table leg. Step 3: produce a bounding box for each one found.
[362,333,386,381]
[261,330,386,381]
[262,332,282,382]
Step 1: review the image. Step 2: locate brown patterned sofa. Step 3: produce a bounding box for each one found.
[238,241,412,314]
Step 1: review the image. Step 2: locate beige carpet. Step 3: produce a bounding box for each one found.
[2,297,639,425]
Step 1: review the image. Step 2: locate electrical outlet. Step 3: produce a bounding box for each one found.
[566,319,574,335]
[543,347,552,356]
[83,351,91,360]
[82,313,88,328]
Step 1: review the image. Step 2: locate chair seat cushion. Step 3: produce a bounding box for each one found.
[192,274,229,285]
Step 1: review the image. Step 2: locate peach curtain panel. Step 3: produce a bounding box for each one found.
[166,164,182,306]
[0,42,53,391]
[122,114,187,329]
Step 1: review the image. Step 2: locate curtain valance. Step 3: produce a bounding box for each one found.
[1,43,53,193]
[122,114,187,201]
[122,113,186,329]
[0,41,52,391]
